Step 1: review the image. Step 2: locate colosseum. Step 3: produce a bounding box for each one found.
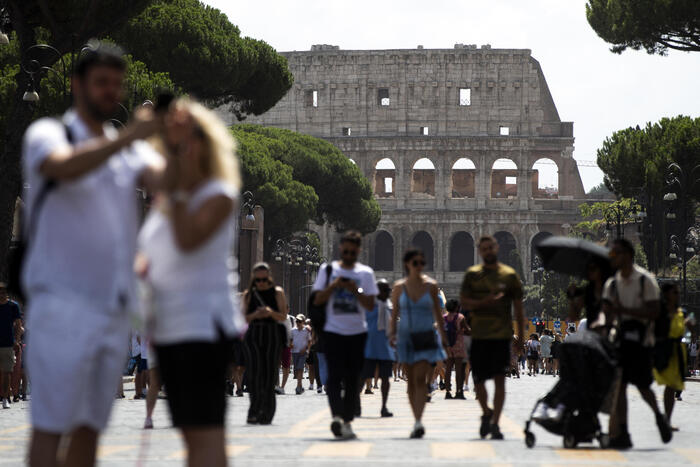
[237,44,587,296]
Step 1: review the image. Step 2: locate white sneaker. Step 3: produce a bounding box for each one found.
[532,402,550,421]
[330,416,343,437]
[340,422,357,440]
[2,399,9,409]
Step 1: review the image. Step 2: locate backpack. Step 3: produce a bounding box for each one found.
[307,263,333,335]
[444,314,458,347]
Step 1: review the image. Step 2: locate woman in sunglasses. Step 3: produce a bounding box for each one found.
[389,248,448,439]
[243,263,289,424]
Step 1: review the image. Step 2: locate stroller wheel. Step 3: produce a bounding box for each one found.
[525,431,536,448]
[563,434,577,449]
[598,433,610,449]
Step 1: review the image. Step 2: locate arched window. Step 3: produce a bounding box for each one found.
[411,158,436,196]
[493,231,519,272]
[374,158,396,198]
[530,232,553,269]
[374,231,394,271]
[451,158,476,198]
[532,158,559,199]
[490,158,518,199]
[449,232,475,271]
[411,231,434,271]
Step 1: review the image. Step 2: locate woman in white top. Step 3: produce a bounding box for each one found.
[138,99,244,467]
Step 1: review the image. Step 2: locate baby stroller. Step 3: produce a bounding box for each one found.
[524,330,616,449]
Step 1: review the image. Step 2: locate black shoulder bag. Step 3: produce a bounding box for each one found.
[7,121,70,302]
[308,263,333,332]
[405,285,438,351]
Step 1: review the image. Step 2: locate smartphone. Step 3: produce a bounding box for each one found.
[155,91,175,113]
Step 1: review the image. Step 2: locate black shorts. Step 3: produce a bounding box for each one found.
[620,340,653,388]
[362,359,393,379]
[156,339,232,427]
[469,339,511,384]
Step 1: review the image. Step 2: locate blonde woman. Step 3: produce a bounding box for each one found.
[138,99,245,467]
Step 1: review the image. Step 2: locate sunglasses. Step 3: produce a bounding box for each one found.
[412,260,426,267]
[342,250,358,257]
[254,278,270,284]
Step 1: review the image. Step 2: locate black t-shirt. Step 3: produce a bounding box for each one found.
[246,288,279,323]
[0,301,21,347]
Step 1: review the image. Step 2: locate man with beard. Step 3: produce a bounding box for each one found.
[21,40,164,466]
[312,231,379,440]
[460,236,524,440]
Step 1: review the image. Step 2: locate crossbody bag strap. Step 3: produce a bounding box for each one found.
[24,120,70,242]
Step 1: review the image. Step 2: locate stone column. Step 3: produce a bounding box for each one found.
[519,168,532,209]
[475,153,488,209]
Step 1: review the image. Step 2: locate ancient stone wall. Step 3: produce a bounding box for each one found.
[236,45,588,297]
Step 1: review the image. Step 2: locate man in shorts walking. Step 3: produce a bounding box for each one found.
[21,41,163,466]
[460,236,525,440]
[0,283,22,409]
[291,314,311,394]
[603,238,672,449]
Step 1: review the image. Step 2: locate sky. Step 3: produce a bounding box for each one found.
[203,0,700,192]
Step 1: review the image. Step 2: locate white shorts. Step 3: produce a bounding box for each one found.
[25,294,128,433]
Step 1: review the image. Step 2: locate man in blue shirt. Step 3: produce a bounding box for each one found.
[0,283,22,409]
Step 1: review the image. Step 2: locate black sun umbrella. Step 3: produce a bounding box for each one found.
[535,236,611,279]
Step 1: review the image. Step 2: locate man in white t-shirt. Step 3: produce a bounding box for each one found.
[291,315,311,395]
[602,238,671,449]
[539,330,554,375]
[21,41,164,466]
[312,231,379,440]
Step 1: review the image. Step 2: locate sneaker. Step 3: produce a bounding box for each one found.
[489,424,504,440]
[454,391,466,400]
[532,402,550,421]
[330,417,343,438]
[143,417,153,429]
[608,432,633,450]
[463,386,469,393]
[274,387,284,395]
[308,384,314,391]
[12,395,19,403]
[295,387,304,395]
[317,387,323,394]
[2,399,9,409]
[364,388,373,395]
[656,413,673,443]
[410,421,425,439]
[445,391,453,400]
[21,394,27,401]
[380,407,393,417]
[341,423,357,440]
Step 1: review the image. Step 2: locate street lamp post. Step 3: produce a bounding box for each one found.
[664,162,700,305]
[273,237,320,316]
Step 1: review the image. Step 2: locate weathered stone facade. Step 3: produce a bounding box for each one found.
[234,45,587,296]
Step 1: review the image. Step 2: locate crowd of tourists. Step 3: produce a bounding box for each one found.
[2,38,697,467]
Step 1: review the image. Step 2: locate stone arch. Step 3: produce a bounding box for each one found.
[374,158,396,198]
[410,230,434,271]
[450,158,476,198]
[449,231,475,271]
[532,158,559,199]
[493,231,520,272]
[373,230,394,271]
[411,157,436,197]
[490,158,518,199]
[530,231,553,269]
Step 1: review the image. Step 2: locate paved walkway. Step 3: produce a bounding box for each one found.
[0,375,698,466]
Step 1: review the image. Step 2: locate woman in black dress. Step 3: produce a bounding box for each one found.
[243,263,289,424]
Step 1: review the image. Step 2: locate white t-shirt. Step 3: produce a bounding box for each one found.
[312,261,379,336]
[138,179,245,344]
[602,265,660,313]
[540,334,553,357]
[22,110,161,313]
[291,327,310,353]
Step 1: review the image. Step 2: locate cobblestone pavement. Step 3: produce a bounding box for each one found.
[0,374,698,466]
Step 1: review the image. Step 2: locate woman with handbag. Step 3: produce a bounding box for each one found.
[243,263,289,424]
[389,248,448,439]
[653,283,690,431]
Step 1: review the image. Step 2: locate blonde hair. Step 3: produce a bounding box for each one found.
[176,98,242,189]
